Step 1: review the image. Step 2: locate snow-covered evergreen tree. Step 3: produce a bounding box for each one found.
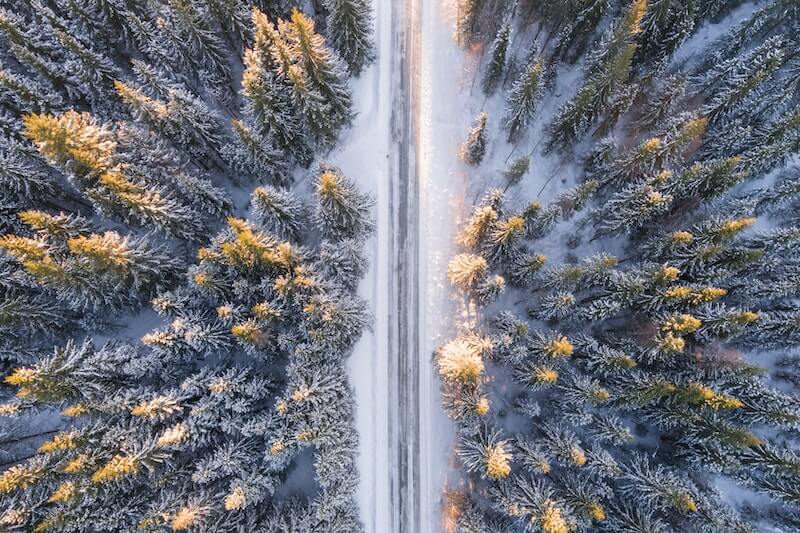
[482,21,510,95]
[505,57,545,143]
[461,112,488,166]
[323,0,375,75]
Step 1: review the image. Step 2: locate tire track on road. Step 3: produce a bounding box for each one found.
[389,0,422,530]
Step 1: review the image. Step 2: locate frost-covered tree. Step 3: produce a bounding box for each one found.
[505,57,545,143]
[503,156,530,189]
[114,79,228,163]
[547,0,648,150]
[461,112,488,166]
[314,164,374,241]
[241,44,312,166]
[282,9,353,144]
[323,0,375,75]
[552,0,610,64]
[251,184,307,241]
[22,111,207,240]
[635,0,697,65]
[482,21,510,95]
[0,211,182,311]
[221,117,289,184]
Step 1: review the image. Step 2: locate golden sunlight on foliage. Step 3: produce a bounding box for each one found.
[91,455,139,484]
[545,336,573,357]
[485,443,512,480]
[437,333,492,383]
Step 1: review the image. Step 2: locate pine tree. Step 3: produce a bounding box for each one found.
[635,0,697,65]
[482,21,510,95]
[205,0,251,43]
[547,0,648,150]
[316,238,368,291]
[701,36,787,124]
[251,185,307,241]
[126,10,183,74]
[114,80,227,161]
[0,139,57,210]
[242,50,311,165]
[598,173,674,234]
[22,111,206,240]
[458,429,512,480]
[552,0,610,64]
[640,74,687,130]
[459,191,502,249]
[0,212,182,311]
[437,332,492,384]
[314,164,374,241]
[461,112,488,165]
[448,253,489,292]
[602,114,708,187]
[283,9,353,144]
[323,0,375,75]
[491,475,572,531]
[620,454,699,513]
[503,156,530,189]
[50,25,120,108]
[0,68,62,114]
[164,0,230,80]
[221,118,289,184]
[455,0,483,46]
[673,156,747,200]
[505,57,545,143]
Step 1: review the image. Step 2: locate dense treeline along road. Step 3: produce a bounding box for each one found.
[437,1,800,532]
[0,0,379,531]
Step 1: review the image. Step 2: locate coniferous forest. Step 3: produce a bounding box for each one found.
[443,1,800,532]
[1,0,800,532]
[0,0,375,531]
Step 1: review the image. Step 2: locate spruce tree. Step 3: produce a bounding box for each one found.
[455,0,483,45]
[323,0,375,75]
[482,21,510,95]
[313,164,374,241]
[164,0,230,81]
[251,184,307,241]
[552,0,610,64]
[461,112,488,166]
[635,0,697,65]
[547,0,648,150]
[503,156,530,189]
[22,111,206,240]
[504,57,544,143]
[283,9,353,145]
[221,117,289,184]
[241,46,312,166]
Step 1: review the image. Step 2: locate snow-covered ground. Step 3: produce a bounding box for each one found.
[332,0,392,530]
[416,0,467,531]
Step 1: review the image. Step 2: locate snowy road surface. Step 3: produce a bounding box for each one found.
[417,0,471,531]
[340,0,463,531]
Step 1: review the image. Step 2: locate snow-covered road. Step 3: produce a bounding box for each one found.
[416,0,466,531]
[333,0,392,529]
[339,0,463,530]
